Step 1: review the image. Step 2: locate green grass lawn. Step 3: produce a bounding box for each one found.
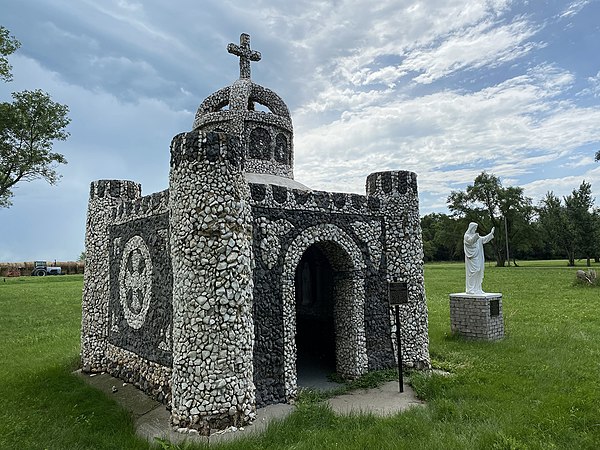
[0,266,599,449]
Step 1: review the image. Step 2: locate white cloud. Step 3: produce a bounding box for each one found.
[410,18,542,84]
[81,0,181,47]
[577,70,600,98]
[356,17,542,86]
[559,0,590,18]
[565,155,596,168]
[294,64,600,204]
[522,165,600,202]
[117,0,143,12]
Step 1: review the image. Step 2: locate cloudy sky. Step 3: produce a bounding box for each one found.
[1,0,599,262]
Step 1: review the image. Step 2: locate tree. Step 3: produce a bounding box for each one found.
[564,181,597,267]
[421,213,465,261]
[538,192,576,266]
[538,183,599,267]
[448,172,534,267]
[499,185,536,264]
[0,26,20,82]
[0,27,70,208]
[0,90,70,207]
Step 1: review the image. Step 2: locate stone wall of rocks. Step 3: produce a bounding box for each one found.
[249,183,381,213]
[82,180,141,373]
[169,130,256,433]
[106,343,172,403]
[366,171,431,369]
[450,293,505,340]
[82,153,430,433]
[82,180,174,405]
[250,187,397,404]
[108,212,172,368]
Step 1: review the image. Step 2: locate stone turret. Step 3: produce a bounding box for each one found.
[366,171,430,369]
[81,180,141,372]
[168,131,256,432]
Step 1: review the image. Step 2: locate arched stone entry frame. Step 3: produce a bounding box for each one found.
[281,224,368,400]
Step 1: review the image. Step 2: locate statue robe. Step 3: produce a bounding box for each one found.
[464,226,494,294]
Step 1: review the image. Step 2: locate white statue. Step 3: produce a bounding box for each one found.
[463,222,494,294]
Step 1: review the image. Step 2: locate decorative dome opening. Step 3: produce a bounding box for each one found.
[250,101,272,113]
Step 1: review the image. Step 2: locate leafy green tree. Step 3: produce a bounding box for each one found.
[0,26,20,82]
[421,213,465,261]
[0,90,70,207]
[565,181,597,267]
[0,27,70,208]
[448,172,534,267]
[500,185,536,264]
[538,192,576,266]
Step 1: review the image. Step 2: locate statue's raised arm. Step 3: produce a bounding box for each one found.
[463,223,494,294]
[481,227,494,244]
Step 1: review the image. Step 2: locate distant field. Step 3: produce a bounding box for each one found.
[0,266,599,449]
[0,261,84,277]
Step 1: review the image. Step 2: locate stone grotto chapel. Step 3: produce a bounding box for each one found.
[81,33,430,433]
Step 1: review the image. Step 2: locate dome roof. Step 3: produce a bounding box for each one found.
[192,78,291,129]
[192,33,295,180]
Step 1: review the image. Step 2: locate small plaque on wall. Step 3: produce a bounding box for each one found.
[490,299,500,316]
[389,282,409,305]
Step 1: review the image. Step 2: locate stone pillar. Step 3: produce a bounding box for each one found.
[366,171,430,369]
[81,180,141,372]
[334,274,368,379]
[449,293,504,340]
[169,130,255,433]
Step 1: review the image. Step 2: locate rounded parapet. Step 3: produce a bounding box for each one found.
[366,171,418,197]
[169,130,242,170]
[89,180,141,202]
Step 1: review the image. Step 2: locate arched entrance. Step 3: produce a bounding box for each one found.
[281,224,368,400]
[294,244,336,385]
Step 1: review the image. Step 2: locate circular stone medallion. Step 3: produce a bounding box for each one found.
[119,235,153,329]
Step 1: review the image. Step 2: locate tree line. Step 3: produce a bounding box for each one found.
[422,172,600,266]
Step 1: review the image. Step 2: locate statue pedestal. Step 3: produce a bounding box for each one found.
[449,293,504,341]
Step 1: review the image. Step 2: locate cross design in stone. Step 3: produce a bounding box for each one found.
[124,250,147,313]
[118,235,153,330]
[227,33,261,79]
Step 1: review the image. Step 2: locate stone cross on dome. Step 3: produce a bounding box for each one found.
[227,33,261,79]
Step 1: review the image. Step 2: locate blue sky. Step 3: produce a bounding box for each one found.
[1,0,599,262]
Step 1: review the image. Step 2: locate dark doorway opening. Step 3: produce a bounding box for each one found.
[294,244,338,390]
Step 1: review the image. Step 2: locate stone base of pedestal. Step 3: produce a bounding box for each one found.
[449,293,504,341]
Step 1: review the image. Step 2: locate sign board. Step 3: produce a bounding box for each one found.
[388,282,409,305]
[490,299,500,317]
